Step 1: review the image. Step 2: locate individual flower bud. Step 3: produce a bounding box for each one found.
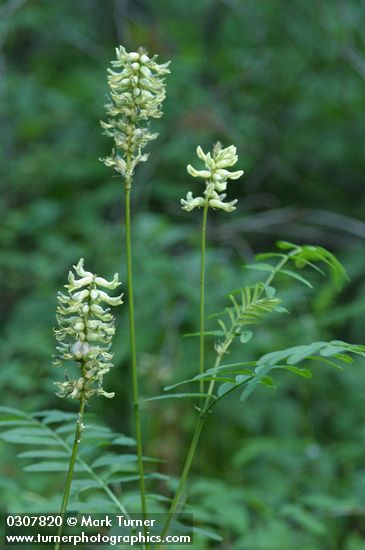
[72,289,90,302]
[96,289,124,306]
[140,66,151,78]
[216,168,243,180]
[71,341,90,360]
[196,146,207,162]
[90,289,99,301]
[98,389,115,399]
[128,52,140,61]
[209,198,238,212]
[187,165,211,179]
[95,274,120,289]
[180,192,205,212]
[66,272,93,290]
[74,258,93,278]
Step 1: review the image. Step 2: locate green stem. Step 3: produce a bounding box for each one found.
[204,335,234,406]
[264,254,290,289]
[124,185,148,539]
[199,201,209,400]
[156,350,240,546]
[158,417,205,543]
[54,394,86,550]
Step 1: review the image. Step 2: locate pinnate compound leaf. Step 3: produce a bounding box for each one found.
[0,428,60,446]
[32,410,77,424]
[258,341,365,371]
[320,344,347,356]
[255,252,286,261]
[193,526,223,542]
[287,343,328,364]
[17,450,70,459]
[165,372,238,392]
[309,356,343,370]
[141,393,214,403]
[91,454,138,468]
[258,342,327,367]
[240,331,253,344]
[183,330,224,338]
[92,454,163,469]
[276,240,298,250]
[333,353,353,363]
[260,375,276,387]
[111,435,136,446]
[283,366,313,378]
[0,407,29,420]
[276,241,348,289]
[280,269,313,288]
[281,503,326,536]
[240,365,274,402]
[23,461,84,472]
[265,286,276,298]
[209,362,256,372]
[106,472,170,484]
[217,382,236,397]
[0,420,35,427]
[244,263,275,273]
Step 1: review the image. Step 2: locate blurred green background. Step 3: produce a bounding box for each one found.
[1,0,365,548]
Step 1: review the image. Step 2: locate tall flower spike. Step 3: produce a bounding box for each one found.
[181,142,243,212]
[100,46,170,185]
[54,259,123,401]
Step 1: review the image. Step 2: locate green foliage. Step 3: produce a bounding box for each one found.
[2,1,365,548]
[218,283,283,331]
[158,243,356,415]
[276,241,349,290]
[0,406,164,515]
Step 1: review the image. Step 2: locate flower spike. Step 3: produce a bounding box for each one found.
[54,259,123,401]
[100,46,170,184]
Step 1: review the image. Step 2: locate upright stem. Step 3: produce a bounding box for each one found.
[199,202,209,399]
[54,394,86,550]
[158,417,205,543]
[124,185,148,527]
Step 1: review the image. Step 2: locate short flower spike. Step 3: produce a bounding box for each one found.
[53,259,123,401]
[181,142,243,213]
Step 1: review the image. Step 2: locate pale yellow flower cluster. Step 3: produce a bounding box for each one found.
[181,143,243,213]
[101,46,170,182]
[54,259,123,401]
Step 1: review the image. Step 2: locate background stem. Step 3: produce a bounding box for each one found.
[124,186,148,530]
[199,202,209,400]
[156,202,209,546]
[157,417,205,544]
[54,394,86,550]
